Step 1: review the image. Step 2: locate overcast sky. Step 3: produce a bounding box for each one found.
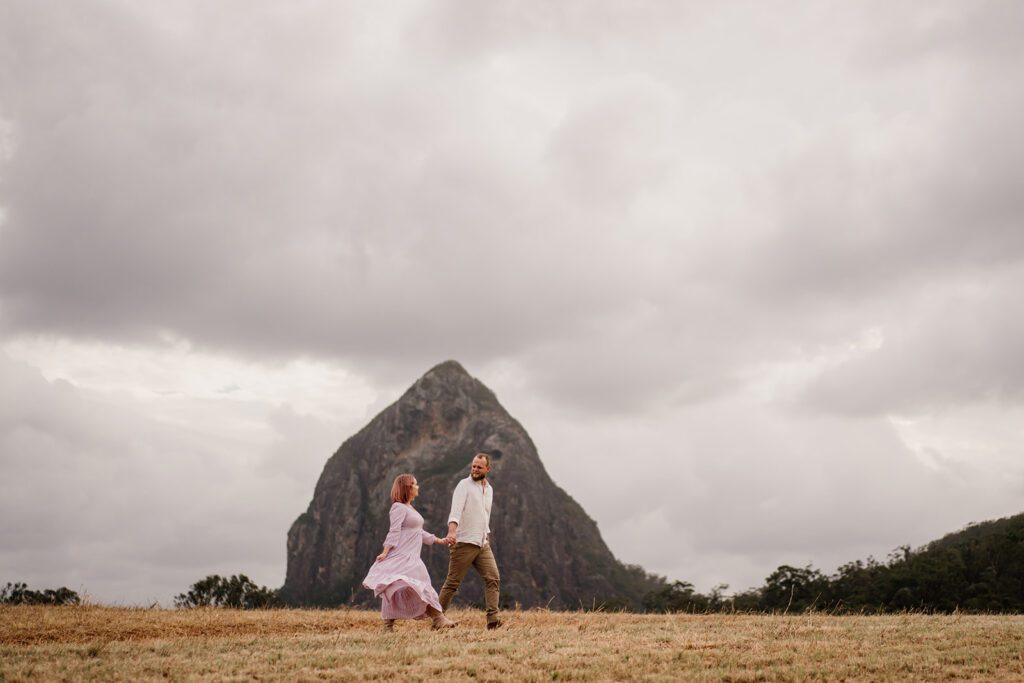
[2,0,1023,606]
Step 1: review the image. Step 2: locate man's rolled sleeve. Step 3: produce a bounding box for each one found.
[448,480,467,526]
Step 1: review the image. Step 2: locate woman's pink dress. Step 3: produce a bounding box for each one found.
[362,502,443,620]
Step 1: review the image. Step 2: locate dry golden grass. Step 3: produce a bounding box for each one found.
[2,605,1023,681]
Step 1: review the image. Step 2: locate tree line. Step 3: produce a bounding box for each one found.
[2,575,279,609]
[8,512,1020,613]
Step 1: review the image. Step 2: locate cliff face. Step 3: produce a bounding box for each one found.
[281,361,661,609]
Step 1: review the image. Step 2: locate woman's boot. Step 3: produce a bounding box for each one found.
[382,619,395,632]
[426,606,456,630]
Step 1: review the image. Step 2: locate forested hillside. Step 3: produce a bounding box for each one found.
[645,511,1024,613]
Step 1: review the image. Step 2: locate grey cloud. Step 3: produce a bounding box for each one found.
[4,0,1023,417]
[405,0,685,64]
[0,352,341,603]
[863,0,1024,68]
[507,303,744,415]
[547,75,681,206]
[0,0,650,380]
[733,9,1024,309]
[800,266,1024,416]
[545,399,1023,591]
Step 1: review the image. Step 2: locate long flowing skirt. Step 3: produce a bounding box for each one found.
[363,557,442,619]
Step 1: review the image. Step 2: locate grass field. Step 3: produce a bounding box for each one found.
[2,606,1023,681]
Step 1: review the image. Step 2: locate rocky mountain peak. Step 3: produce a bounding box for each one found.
[423,359,470,378]
[396,359,501,418]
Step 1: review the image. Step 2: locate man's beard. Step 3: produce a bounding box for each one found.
[471,472,486,481]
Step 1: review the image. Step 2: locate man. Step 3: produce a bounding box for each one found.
[439,452,502,629]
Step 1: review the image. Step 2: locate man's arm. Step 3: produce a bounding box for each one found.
[446,481,467,543]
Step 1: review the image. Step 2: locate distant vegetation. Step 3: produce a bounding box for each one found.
[174,574,279,609]
[644,512,1024,614]
[1,582,81,606]
[9,511,1021,614]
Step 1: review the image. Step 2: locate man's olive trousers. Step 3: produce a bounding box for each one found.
[438,542,500,624]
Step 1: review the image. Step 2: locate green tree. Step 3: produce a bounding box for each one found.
[761,565,829,612]
[642,580,709,613]
[174,574,279,609]
[1,582,81,605]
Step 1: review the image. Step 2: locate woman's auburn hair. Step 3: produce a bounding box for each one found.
[390,474,416,504]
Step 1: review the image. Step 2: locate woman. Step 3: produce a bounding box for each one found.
[362,474,456,631]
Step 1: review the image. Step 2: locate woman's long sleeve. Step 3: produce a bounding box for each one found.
[383,503,407,549]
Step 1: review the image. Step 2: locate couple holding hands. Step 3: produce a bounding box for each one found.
[361,453,502,631]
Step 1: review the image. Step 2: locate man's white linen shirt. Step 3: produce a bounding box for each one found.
[448,476,494,547]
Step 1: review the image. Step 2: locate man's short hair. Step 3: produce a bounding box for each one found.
[473,452,491,465]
